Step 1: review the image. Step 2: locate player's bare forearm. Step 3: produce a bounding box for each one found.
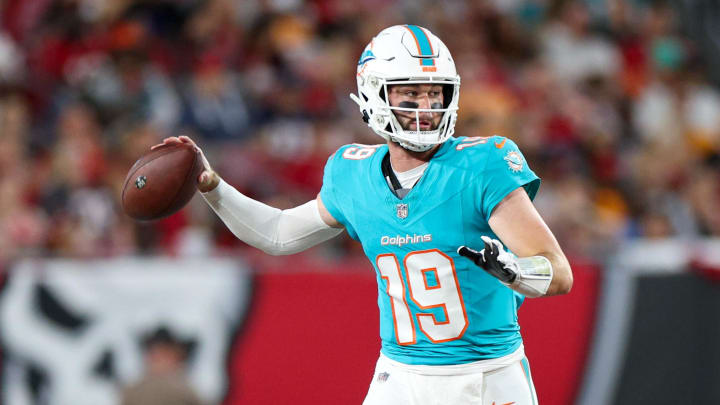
[488,187,573,296]
[535,250,572,295]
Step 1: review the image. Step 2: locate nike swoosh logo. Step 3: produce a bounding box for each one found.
[494,138,506,149]
[491,402,515,405]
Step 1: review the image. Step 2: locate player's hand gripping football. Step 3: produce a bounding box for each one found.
[151,135,219,192]
[457,236,519,285]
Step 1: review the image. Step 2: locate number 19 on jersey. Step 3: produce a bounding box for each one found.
[376,249,469,345]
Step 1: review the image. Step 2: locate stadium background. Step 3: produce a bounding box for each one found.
[0,0,718,404]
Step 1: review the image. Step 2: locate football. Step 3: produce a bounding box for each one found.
[121,143,203,221]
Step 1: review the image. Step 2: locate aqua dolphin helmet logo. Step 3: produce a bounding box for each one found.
[358,49,376,66]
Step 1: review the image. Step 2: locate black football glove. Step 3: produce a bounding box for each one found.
[457,236,519,284]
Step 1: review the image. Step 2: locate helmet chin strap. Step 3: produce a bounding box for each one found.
[390,134,435,152]
[396,139,434,152]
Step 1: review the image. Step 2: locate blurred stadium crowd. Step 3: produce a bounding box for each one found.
[2,0,719,269]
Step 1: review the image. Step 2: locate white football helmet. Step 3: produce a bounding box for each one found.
[350,25,460,152]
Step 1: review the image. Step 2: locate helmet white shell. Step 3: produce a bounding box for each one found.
[350,25,460,152]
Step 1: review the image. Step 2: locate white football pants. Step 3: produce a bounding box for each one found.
[362,346,538,405]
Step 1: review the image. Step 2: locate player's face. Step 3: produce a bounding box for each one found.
[388,84,444,131]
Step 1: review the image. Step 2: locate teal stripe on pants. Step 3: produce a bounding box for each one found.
[520,357,538,405]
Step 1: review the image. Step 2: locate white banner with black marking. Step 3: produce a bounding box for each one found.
[0,258,252,405]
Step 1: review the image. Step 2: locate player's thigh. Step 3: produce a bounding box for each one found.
[362,357,411,405]
[482,357,538,405]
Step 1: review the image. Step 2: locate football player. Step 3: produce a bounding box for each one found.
[155,25,572,405]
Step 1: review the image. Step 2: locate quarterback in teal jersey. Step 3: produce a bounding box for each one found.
[321,136,540,366]
[155,24,572,405]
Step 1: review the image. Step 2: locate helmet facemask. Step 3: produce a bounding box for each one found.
[379,79,459,152]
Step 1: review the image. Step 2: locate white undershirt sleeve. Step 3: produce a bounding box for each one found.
[201,179,344,255]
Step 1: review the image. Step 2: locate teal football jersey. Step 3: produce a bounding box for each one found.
[320,136,540,365]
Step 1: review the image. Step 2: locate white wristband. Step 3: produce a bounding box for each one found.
[201,179,343,255]
[509,256,553,298]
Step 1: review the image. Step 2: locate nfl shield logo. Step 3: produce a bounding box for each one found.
[135,175,147,189]
[396,203,408,219]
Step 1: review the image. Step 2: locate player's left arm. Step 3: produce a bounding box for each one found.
[459,187,573,297]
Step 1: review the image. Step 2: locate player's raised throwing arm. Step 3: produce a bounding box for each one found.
[459,187,573,297]
[152,136,344,255]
